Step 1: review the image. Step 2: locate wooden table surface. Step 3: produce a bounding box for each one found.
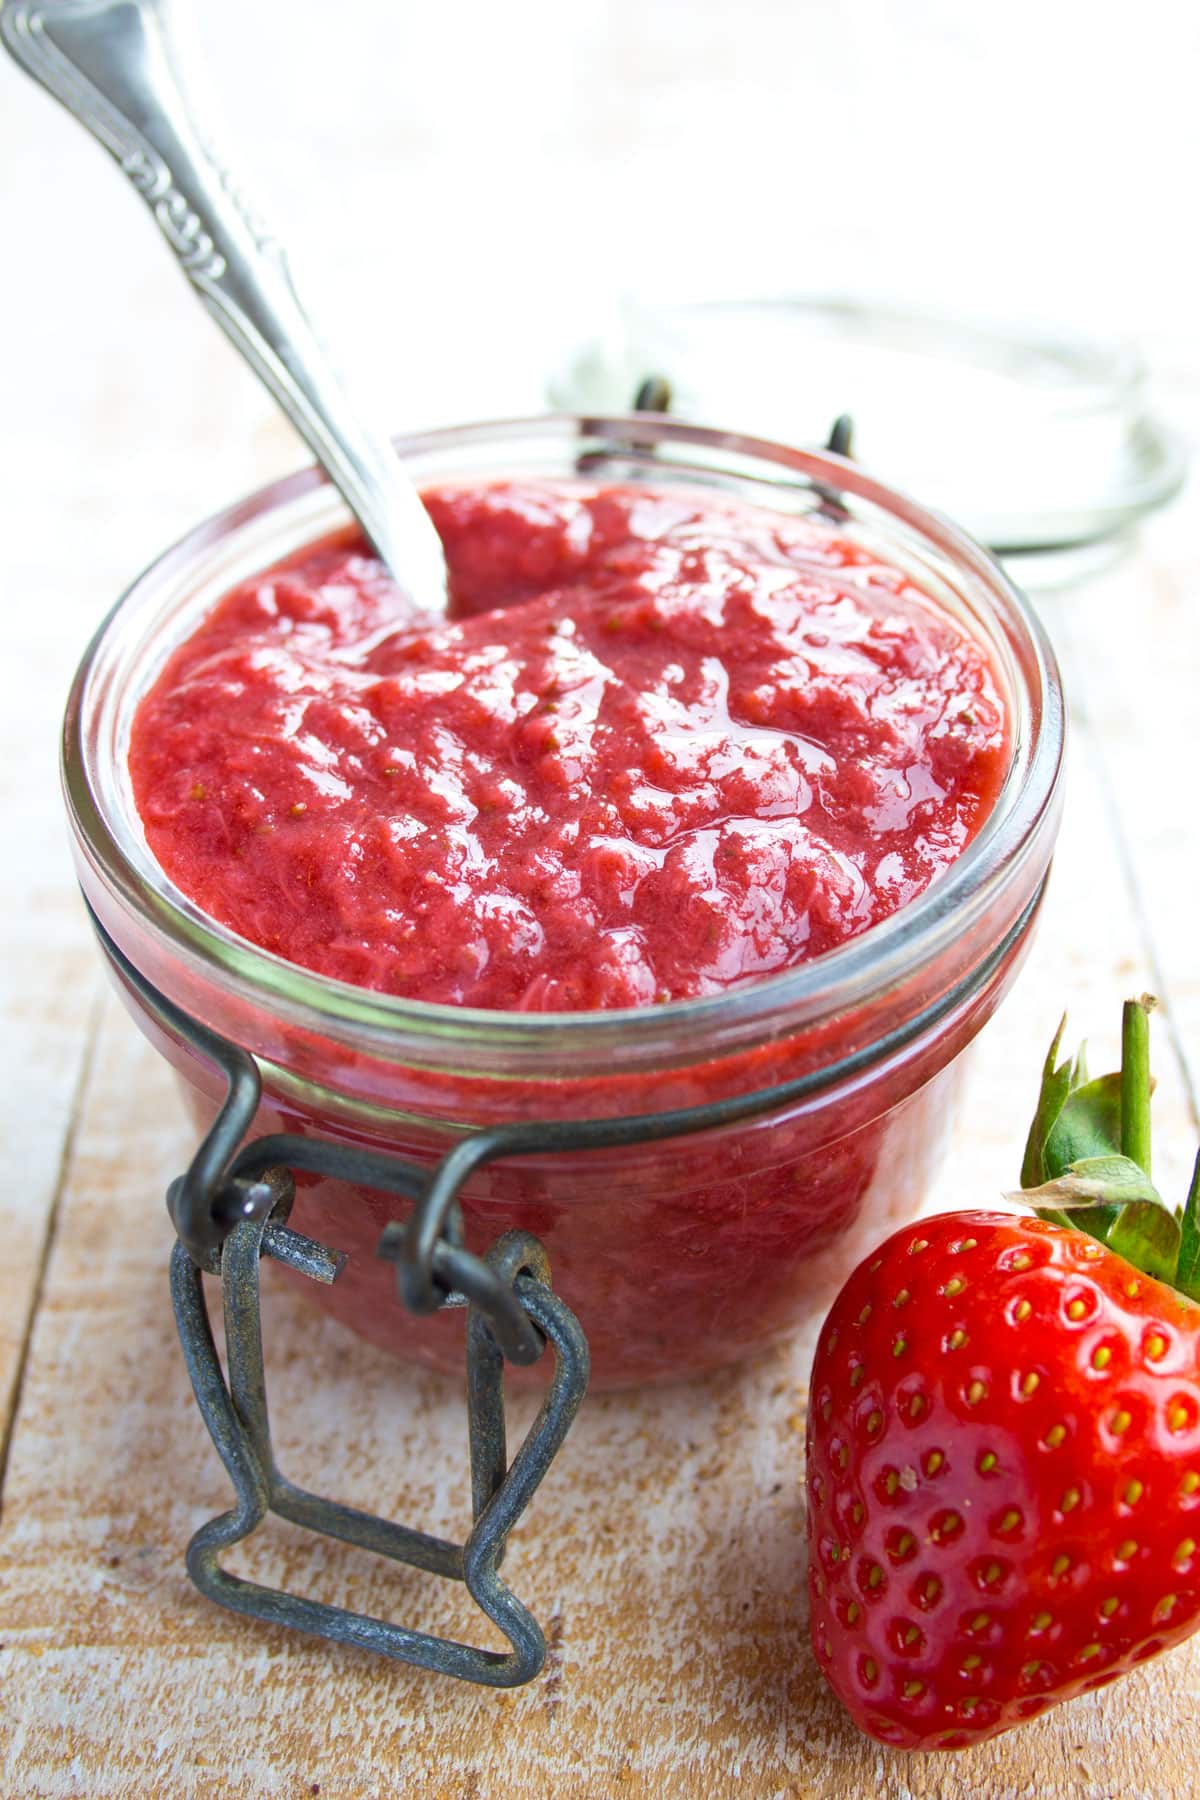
[4,6,1200,1795]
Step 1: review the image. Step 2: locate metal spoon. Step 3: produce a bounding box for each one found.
[2,0,449,609]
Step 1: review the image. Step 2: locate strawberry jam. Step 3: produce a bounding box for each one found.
[131,481,1007,1009]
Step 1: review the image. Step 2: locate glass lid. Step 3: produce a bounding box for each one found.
[549,295,1185,569]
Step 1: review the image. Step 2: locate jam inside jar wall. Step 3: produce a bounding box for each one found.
[122,906,1027,1391]
[205,1067,959,1390]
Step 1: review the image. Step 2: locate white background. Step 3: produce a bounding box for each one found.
[4,0,1200,531]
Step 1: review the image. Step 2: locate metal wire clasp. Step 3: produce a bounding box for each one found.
[171,1198,588,1684]
[89,912,589,1684]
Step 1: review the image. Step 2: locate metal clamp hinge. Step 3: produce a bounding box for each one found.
[171,1183,588,1685]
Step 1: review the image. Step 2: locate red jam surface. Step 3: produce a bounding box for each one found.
[131,481,1007,1007]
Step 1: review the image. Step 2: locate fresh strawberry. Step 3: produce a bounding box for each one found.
[806,998,1200,1749]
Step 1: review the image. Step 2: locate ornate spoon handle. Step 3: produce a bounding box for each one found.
[2,0,448,606]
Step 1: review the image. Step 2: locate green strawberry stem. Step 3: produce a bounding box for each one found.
[1120,996,1153,1177]
[1012,996,1198,1293]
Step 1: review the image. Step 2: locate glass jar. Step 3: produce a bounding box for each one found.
[63,416,1065,1389]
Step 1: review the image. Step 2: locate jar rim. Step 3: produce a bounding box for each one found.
[63,413,1065,1076]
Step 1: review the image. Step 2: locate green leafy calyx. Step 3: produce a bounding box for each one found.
[1010,997,1200,1294]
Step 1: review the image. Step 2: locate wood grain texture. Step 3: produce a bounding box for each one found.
[0,563,104,1460]
[1051,519,1200,1124]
